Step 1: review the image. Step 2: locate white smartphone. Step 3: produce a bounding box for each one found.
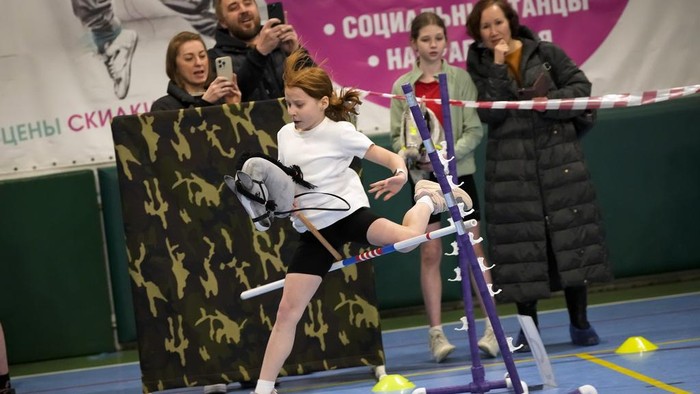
[215,56,234,80]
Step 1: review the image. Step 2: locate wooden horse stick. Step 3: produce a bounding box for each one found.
[297,213,343,261]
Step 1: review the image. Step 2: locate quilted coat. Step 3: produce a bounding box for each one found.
[466,26,613,302]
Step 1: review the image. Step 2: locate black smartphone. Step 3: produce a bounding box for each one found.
[267,2,285,25]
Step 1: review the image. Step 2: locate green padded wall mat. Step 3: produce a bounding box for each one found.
[584,94,700,277]
[98,167,137,344]
[365,94,700,309]
[110,99,384,391]
[0,170,115,363]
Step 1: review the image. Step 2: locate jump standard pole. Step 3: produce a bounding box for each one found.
[402,79,525,394]
[240,220,477,300]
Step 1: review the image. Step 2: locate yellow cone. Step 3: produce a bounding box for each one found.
[615,336,658,354]
[372,374,416,393]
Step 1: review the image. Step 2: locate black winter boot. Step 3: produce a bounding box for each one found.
[565,286,600,346]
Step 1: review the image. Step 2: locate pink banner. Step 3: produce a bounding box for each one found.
[286,0,628,106]
[9,0,700,177]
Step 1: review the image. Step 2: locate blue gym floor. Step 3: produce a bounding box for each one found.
[12,292,699,393]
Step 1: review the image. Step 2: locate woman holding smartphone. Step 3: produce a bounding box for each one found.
[152,31,241,111]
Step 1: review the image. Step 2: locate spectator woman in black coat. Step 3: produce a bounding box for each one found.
[465,0,613,350]
[152,31,240,111]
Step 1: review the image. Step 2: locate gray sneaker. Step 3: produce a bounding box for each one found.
[478,324,499,358]
[103,29,138,99]
[428,327,456,362]
[414,180,473,214]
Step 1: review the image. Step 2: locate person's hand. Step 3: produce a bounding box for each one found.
[257,19,300,56]
[493,39,509,64]
[278,23,300,54]
[368,171,407,201]
[223,74,241,104]
[256,19,282,55]
[202,76,239,104]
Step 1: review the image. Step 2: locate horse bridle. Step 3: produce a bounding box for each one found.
[234,176,351,222]
[234,177,276,225]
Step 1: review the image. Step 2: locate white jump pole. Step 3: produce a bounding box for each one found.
[240,219,477,300]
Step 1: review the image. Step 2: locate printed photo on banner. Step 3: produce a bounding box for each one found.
[1,0,699,176]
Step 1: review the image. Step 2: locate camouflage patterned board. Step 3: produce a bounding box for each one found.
[110,99,384,392]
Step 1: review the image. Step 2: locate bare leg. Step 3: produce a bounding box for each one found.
[366,200,458,362]
[0,323,7,375]
[255,193,434,386]
[469,222,494,312]
[365,200,432,247]
[370,183,472,363]
[468,223,499,357]
[418,221,457,362]
[420,222,444,328]
[0,323,10,390]
[258,273,323,382]
[366,178,472,247]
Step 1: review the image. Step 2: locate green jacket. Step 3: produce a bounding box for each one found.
[389,61,483,176]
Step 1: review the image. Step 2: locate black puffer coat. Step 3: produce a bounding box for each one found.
[208,26,288,102]
[467,26,612,303]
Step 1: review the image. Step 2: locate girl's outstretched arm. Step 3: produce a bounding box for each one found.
[365,144,408,201]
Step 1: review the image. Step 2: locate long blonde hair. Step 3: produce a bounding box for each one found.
[283,50,362,122]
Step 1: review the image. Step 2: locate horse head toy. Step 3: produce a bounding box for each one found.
[224,153,315,232]
[399,101,445,183]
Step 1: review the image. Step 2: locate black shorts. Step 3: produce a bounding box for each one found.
[409,173,481,224]
[287,207,380,278]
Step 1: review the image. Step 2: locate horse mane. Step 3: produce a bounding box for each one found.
[236,152,316,190]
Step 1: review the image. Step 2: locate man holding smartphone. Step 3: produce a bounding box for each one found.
[209,0,306,102]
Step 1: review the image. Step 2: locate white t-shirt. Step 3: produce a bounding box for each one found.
[277,117,374,232]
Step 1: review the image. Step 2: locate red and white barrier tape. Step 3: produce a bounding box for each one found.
[360,84,700,110]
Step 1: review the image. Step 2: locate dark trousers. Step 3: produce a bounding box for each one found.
[516,228,591,329]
